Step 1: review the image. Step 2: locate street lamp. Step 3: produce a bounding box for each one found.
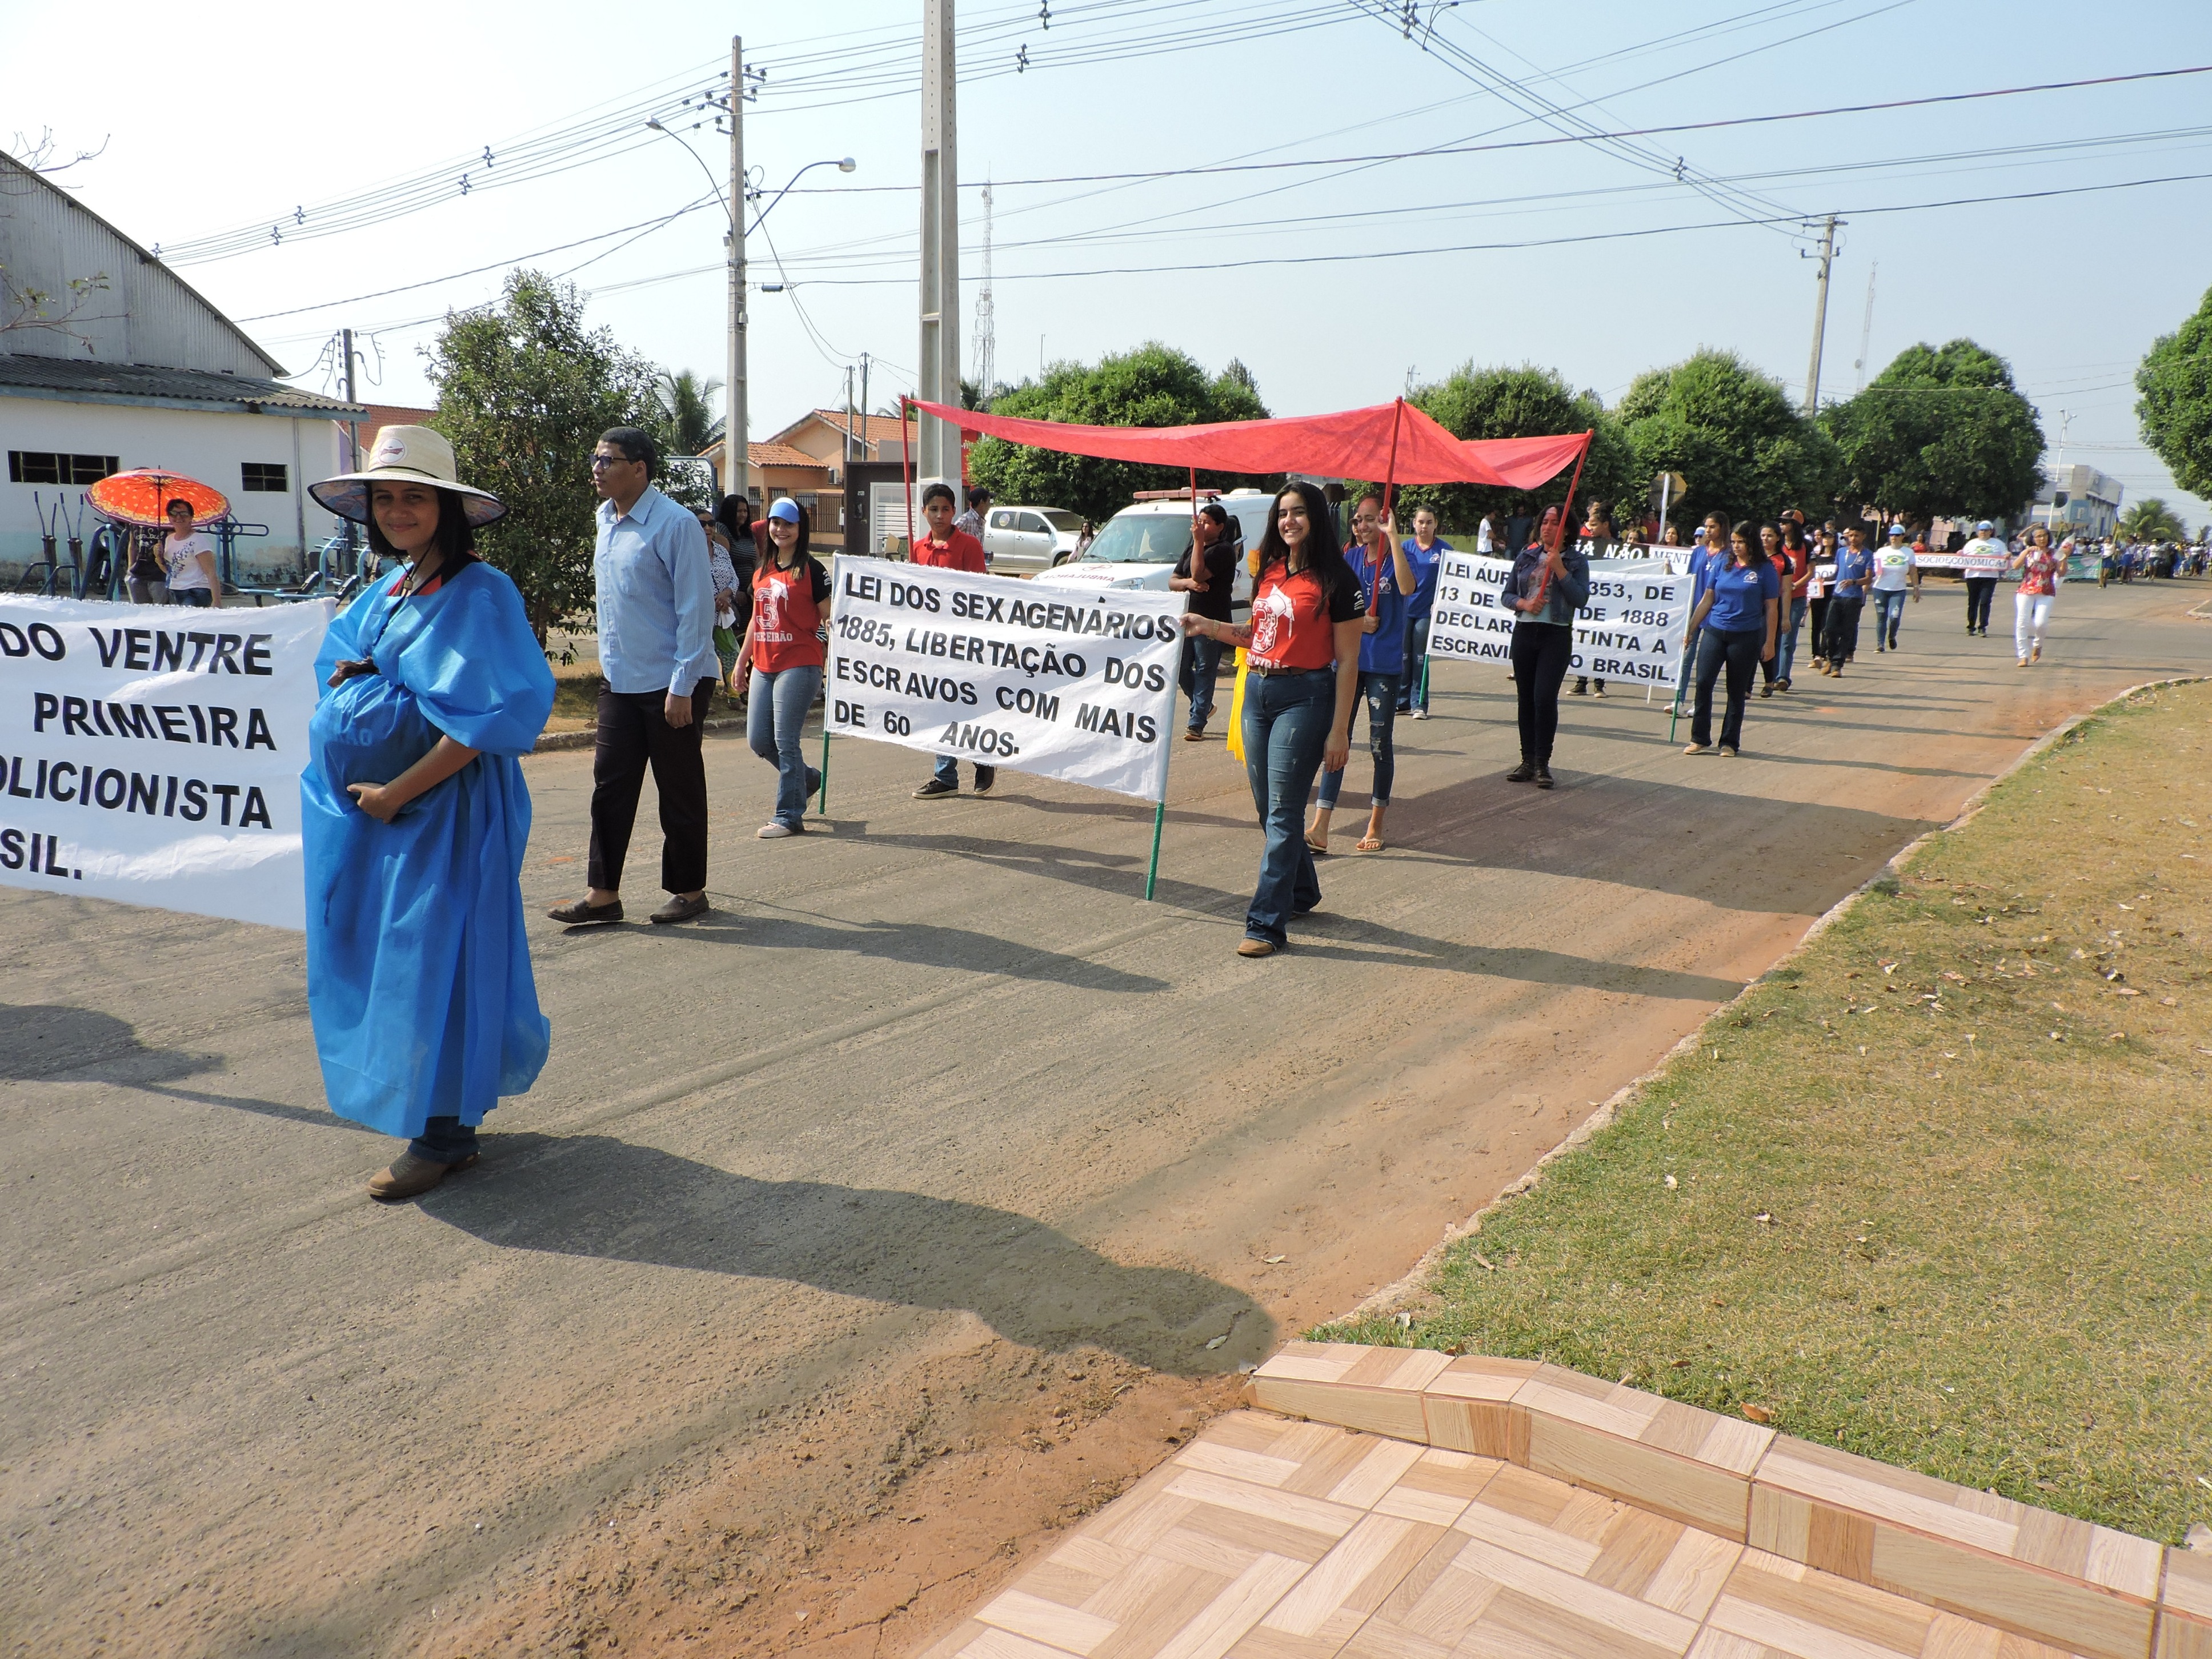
[645,116,856,503]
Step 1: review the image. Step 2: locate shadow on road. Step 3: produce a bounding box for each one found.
[419,1132,1272,1376]
[0,1003,374,1132]
[590,908,1172,992]
[1280,916,1746,1001]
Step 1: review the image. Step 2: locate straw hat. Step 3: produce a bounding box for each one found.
[309,425,506,528]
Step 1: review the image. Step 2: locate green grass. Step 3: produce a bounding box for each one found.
[1320,680,2212,1544]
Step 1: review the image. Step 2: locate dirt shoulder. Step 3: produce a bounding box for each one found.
[1327,677,2212,1545]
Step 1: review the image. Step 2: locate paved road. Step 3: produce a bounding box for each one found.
[5,579,2206,1657]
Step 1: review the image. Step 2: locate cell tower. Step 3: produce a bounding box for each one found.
[971,179,995,408]
[1853,261,1878,394]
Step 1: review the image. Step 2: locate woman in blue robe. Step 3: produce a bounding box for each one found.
[303,427,555,1200]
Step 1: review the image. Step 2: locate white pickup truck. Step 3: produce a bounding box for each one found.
[1025,490,1273,611]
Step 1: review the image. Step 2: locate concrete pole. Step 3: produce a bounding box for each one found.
[725,35,750,506]
[917,0,960,479]
[1803,214,1838,416]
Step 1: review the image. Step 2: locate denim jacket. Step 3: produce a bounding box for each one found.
[1503,543,1590,627]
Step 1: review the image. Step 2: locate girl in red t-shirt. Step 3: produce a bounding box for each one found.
[740,498,831,836]
[1180,480,1365,956]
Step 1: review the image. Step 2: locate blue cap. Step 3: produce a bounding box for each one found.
[1692,527,1705,540]
[1976,519,1994,531]
[1888,522,1908,535]
[767,496,802,523]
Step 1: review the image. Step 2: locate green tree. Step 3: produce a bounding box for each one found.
[1386,363,1635,539]
[1620,348,1839,527]
[2136,285,2212,499]
[2117,498,2186,543]
[651,368,722,456]
[426,270,662,640]
[1821,340,2043,523]
[965,343,1271,523]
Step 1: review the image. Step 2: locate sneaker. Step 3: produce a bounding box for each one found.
[806,768,822,800]
[1717,744,1738,758]
[1506,760,1536,783]
[2017,656,2030,667]
[1591,685,1606,699]
[1183,727,1205,742]
[1410,709,1429,720]
[1876,643,1885,652]
[913,777,958,799]
[1569,679,1588,696]
[973,766,996,795]
[1682,742,1711,755]
[756,822,796,839]
[1776,678,1792,692]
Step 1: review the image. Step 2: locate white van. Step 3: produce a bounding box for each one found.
[1026,488,1273,610]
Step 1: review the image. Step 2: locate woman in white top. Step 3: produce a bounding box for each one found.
[161,499,218,607]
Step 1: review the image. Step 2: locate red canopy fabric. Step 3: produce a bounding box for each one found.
[907,395,1587,490]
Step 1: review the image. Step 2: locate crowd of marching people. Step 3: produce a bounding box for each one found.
[297,423,2193,1195]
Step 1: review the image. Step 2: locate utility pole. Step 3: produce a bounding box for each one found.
[1802,214,1840,415]
[725,35,750,506]
[859,352,872,458]
[971,179,995,409]
[339,327,360,558]
[917,0,960,479]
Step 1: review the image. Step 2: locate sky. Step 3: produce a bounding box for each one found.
[9,0,2210,525]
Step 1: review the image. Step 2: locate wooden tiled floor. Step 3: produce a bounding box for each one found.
[918,1412,2098,1659]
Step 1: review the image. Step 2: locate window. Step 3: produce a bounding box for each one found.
[989,510,1016,530]
[8,452,118,485]
[241,462,288,492]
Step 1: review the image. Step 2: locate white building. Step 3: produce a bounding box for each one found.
[2,150,364,586]
[2026,463,2123,542]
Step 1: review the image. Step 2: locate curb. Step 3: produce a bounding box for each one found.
[1337,674,2211,1325]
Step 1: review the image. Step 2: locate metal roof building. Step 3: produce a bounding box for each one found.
[2,149,366,582]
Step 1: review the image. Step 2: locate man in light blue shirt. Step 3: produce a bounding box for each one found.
[548,426,719,928]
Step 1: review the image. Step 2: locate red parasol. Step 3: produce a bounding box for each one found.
[87,468,230,529]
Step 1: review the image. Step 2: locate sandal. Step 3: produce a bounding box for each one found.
[1305,831,1330,856]
[1356,835,1385,852]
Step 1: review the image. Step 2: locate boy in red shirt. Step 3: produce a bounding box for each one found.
[911,481,994,796]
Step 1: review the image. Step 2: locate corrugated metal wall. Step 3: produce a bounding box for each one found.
[1,154,279,377]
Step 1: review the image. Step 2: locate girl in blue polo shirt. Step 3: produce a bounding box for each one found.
[1681,524,1780,756]
[1819,526,1875,676]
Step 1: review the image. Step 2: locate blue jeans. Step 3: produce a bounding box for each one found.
[408,1115,479,1165]
[747,663,823,827]
[1675,626,1701,705]
[1396,614,1432,712]
[1873,588,1908,647]
[1692,626,1763,750]
[1316,670,1399,809]
[169,587,214,608]
[1180,633,1224,731]
[1777,597,1808,682]
[1240,668,1334,945]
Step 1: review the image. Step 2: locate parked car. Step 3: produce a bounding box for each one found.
[1026,490,1272,610]
[980,505,1086,573]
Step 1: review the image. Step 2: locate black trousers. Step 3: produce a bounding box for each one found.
[1510,621,1573,764]
[1965,578,1997,632]
[1821,596,1864,664]
[588,679,716,895]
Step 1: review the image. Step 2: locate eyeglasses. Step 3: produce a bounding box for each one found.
[588,454,631,471]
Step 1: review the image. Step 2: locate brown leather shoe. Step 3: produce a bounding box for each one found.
[368,1151,478,1201]
[650,892,709,925]
[1236,938,1277,958]
[547,897,623,925]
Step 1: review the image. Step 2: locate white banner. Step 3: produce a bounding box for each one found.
[1426,554,1696,686]
[0,595,333,929]
[824,556,1183,802]
[1914,551,2011,576]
